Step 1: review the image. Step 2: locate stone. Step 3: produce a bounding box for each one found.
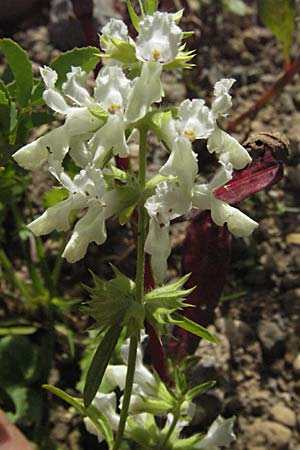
[246,420,292,449]
[271,404,296,428]
[257,320,285,361]
[293,353,300,375]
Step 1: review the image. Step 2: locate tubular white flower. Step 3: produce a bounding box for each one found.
[193,154,258,236]
[101,18,129,52]
[28,164,118,263]
[94,66,132,112]
[40,67,71,115]
[160,137,198,194]
[145,180,190,283]
[84,392,119,443]
[195,416,236,449]
[175,99,215,143]
[125,61,163,124]
[62,66,93,106]
[211,78,235,117]
[207,127,251,170]
[136,12,182,64]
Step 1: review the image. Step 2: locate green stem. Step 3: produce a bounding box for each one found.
[159,408,181,449]
[0,248,31,302]
[113,128,148,450]
[113,335,138,450]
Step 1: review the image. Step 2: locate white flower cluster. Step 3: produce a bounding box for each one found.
[13,11,257,277]
[84,337,236,449]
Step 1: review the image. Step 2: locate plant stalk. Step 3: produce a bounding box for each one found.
[112,128,148,450]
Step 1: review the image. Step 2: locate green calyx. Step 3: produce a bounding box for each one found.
[84,267,144,335]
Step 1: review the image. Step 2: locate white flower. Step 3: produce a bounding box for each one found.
[211,78,235,118]
[125,61,163,124]
[175,99,214,143]
[62,66,93,106]
[195,416,236,449]
[84,392,119,443]
[192,154,258,236]
[145,180,190,283]
[101,18,130,53]
[136,12,182,64]
[207,127,252,170]
[13,67,102,170]
[28,163,117,263]
[160,137,198,193]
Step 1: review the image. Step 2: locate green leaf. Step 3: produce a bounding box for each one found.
[126,0,139,31]
[143,0,158,14]
[50,47,101,89]
[186,380,216,401]
[172,313,218,344]
[43,187,68,208]
[0,386,15,412]
[0,336,42,387]
[43,384,114,448]
[0,90,8,105]
[7,386,43,426]
[83,325,122,408]
[258,0,296,59]
[0,326,37,336]
[0,38,33,107]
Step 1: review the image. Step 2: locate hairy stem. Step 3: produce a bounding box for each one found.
[113,128,148,450]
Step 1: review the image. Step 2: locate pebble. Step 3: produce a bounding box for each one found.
[270,404,296,428]
[246,420,292,449]
[257,320,286,360]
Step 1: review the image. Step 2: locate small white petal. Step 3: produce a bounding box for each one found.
[28,194,86,235]
[105,365,127,390]
[211,198,258,237]
[208,152,233,191]
[160,137,198,193]
[145,218,171,284]
[126,61,163,123]
[207,128,251,169]
[13,126,69,170]
[176,99,214,142]
[65,107,102,135]
[84,392,119,443]
[62,203,107,263]
[196,416,236,449]
[136,12,182,63]
[89,114,128,166]
[95,66,132,112]
[62,66,92,106]
[212,78,235,117]
[40,66,57,89]
[101,18,129,52]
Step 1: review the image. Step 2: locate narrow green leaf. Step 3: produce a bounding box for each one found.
[0,326,37,336]
[143,0,158,14]
[50,47,101,89]
[0,90,8,105]
[84,325,122,408]
[186,380,216,401]
[172,313,218,344]
[258,0,295,59]
[126,0,139,31]
[0,38,33,106]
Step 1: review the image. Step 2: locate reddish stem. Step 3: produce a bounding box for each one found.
[226,64,300,132]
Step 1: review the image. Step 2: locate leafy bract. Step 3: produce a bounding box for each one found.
[258,0,295,59]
